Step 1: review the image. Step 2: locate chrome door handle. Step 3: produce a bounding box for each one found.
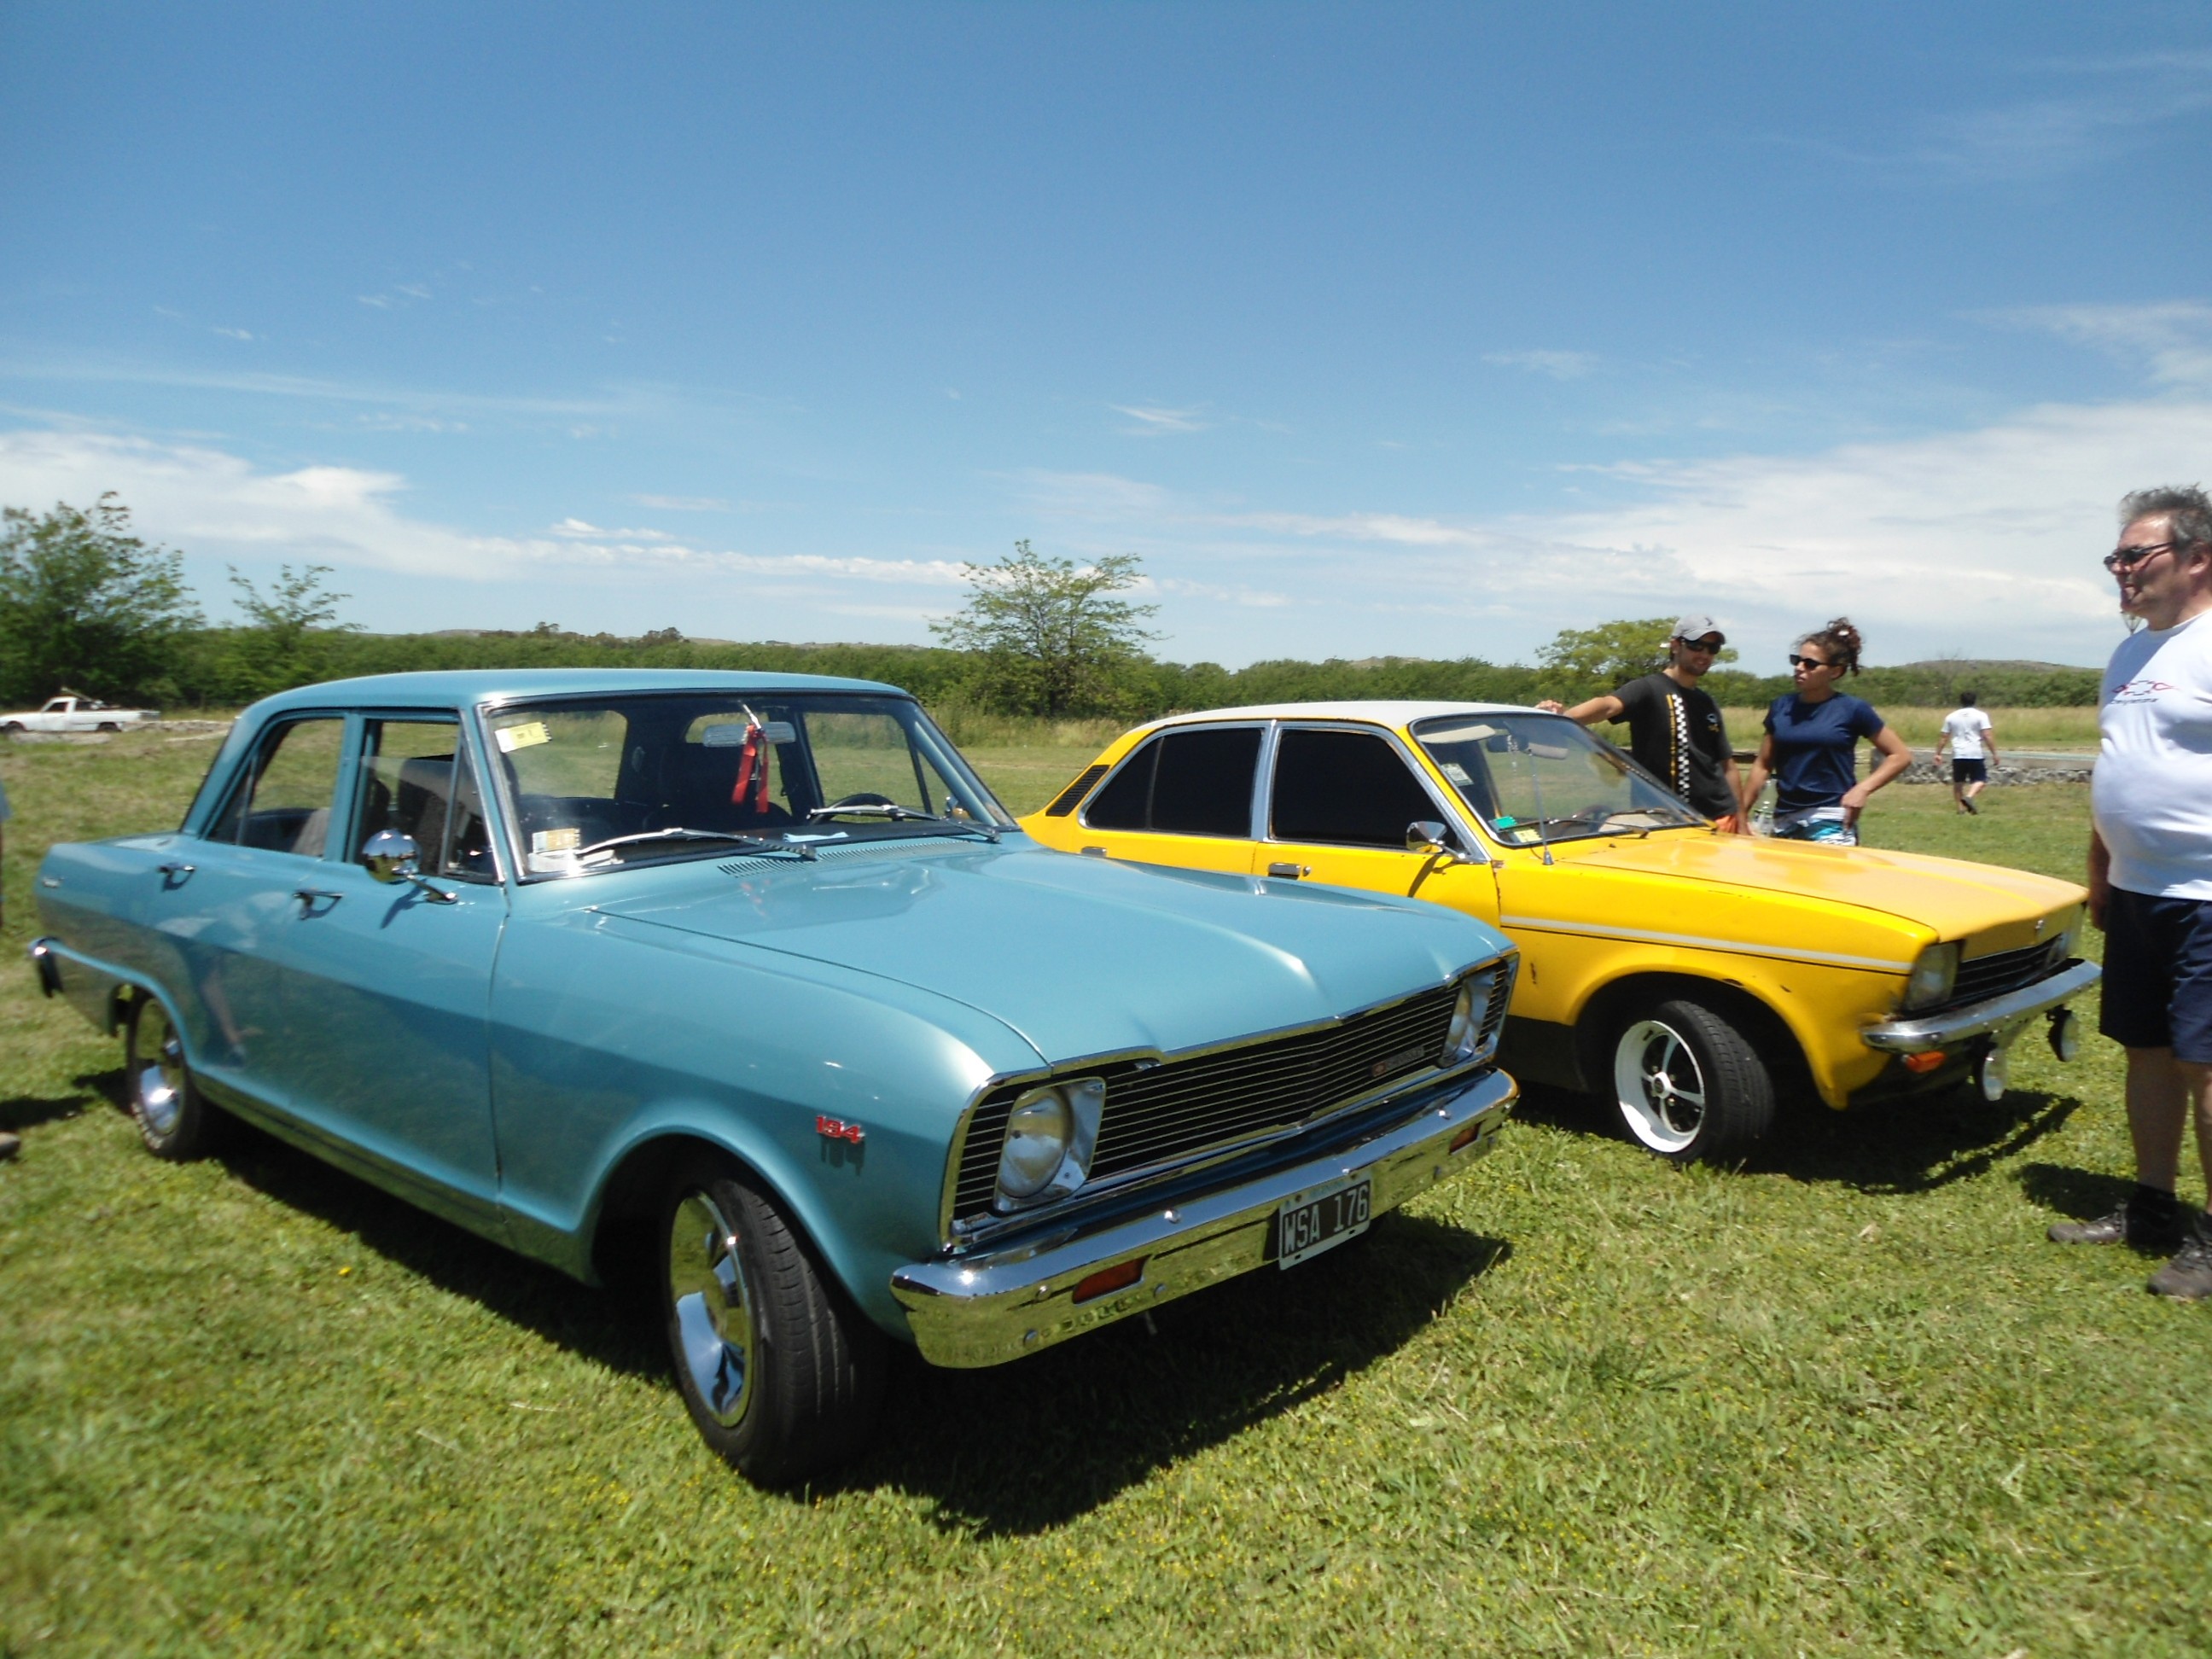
[158,861,196,876]
[1267,862,1308,879]
[293,888,343,911]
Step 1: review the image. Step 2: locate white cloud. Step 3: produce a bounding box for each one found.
[212,327,254,341]
[1018,397,2212,667]
[1482,349,1599,381]
[1110,404,1210,434]
[629,493,731,512]
[1988,300,2212,390]
[0,429,976,600]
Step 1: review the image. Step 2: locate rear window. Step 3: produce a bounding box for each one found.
[1083,727,1260,837]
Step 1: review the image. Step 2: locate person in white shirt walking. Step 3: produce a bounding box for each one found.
[1935,691,1998,814]
[2049,484,2212,1298]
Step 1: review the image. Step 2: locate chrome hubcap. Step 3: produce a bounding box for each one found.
[1615,1019,1707,1153]
[135,1004,185,1138]
[668,1190,754,1429]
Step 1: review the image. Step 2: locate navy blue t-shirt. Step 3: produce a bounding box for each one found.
[1764,692,1884,812]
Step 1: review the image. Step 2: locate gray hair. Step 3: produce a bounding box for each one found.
[2120,484,2212,549]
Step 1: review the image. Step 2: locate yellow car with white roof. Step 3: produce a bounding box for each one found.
[1022,701,2098,1162]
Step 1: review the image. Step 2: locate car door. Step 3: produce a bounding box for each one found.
[1073,723,1266,874]
[153,711,351,1115]
[270,713,509,1230]
[1261,724,1503,925]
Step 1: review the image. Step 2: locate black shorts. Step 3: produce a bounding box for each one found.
[2100,887,2212,1062]
[1951,758,1987,783]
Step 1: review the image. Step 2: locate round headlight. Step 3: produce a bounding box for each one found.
[998,1087,1073,1200]
[1444,975,1485,1062]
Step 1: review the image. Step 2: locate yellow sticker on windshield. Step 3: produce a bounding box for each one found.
[531,828,579,854]
[496,721,550,753]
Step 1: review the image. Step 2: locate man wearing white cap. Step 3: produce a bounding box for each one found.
[1538,614,1747,830]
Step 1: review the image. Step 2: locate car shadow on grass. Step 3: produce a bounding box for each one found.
[1511,1078,2082,1196]
[0,1063,127,1136]
[818,1214,1511,1536]
[209,1118,665,1383]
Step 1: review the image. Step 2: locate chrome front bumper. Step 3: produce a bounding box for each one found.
[1861,958,2101,1053]
[889,1067,1516,1369]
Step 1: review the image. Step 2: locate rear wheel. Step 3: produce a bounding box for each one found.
[661,1159,885,1484]
[125,995,227,1159]
[96,721,119,733]
[1610,997,1775,1163]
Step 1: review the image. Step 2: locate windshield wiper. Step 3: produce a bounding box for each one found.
[805,803,1001,842]
[570,827,817,862]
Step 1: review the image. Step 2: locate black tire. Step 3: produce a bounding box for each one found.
[0,721,21,735]
[96,721,119,733]
[660,1158,885,1485]
[1607,997,1775,1163]
[125,994,228,1160]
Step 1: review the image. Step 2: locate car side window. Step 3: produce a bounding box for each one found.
[1270,727,1440,848]
[354,719,499,881]
[207,716,346,857]
[1082,727,1260,836]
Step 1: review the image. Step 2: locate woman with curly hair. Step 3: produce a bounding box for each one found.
[1742,618,1913,845]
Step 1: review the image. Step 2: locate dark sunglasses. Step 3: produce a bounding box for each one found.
[1677,637,1725,653]
[2104,541,2179,573]
[1787,654,1832,670]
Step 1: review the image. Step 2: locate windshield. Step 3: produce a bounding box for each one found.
[482,691,1013,878]
[1412,712,1703,847]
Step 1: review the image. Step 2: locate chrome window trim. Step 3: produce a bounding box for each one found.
[1260,719,1487,859]
[934,958,1513,1246]
[470,688,1004,885]
[1073,719,1273,840]
[200,708,354,861]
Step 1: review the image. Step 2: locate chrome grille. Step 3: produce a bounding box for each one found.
[951,977,1480,1222]
[1950,938,2067,1006]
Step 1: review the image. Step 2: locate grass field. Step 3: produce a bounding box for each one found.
[1717,706,2100,751]
[6,730,2206,1656]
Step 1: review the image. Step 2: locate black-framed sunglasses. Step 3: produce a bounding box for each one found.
[2104,541,2180,573]
[1677,636,1725,653]
[1787,654,1831,670]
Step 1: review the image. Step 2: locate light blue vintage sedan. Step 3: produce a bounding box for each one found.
[31,670,1519,1481]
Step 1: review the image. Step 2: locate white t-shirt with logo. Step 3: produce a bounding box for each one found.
[1941,707,1993,760]
[2095,613,2212,899]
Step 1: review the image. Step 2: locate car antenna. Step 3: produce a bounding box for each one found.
[1521,727,1555,866]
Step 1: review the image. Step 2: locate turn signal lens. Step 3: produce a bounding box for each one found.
[1072,1258,1145,1304]
[1902,1051,1947,1074]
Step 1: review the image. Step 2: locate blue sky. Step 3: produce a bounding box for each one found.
[2,4,2208,671]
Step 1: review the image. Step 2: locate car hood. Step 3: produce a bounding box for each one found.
[1535,830,2084,938]
[587,838,1506,1063]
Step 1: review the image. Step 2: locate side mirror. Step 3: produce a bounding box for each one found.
[1406,820,1469,863]
[362,829,421,884]
[361,830,460,903]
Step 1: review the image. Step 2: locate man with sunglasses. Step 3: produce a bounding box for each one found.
[2052,485,2212,1300]
[1538,614,1746,830]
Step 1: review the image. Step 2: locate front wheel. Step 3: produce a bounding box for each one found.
[125,995,228,1159]
[1609,998,1775,1163]
[661,1161,885,1484]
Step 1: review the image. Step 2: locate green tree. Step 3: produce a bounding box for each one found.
[219,563,358,700]
[0,495,201,705]
[929,541,1160,716]
[1537,615,1738,697]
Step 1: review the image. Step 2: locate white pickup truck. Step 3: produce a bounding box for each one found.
[0,694,160,734]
